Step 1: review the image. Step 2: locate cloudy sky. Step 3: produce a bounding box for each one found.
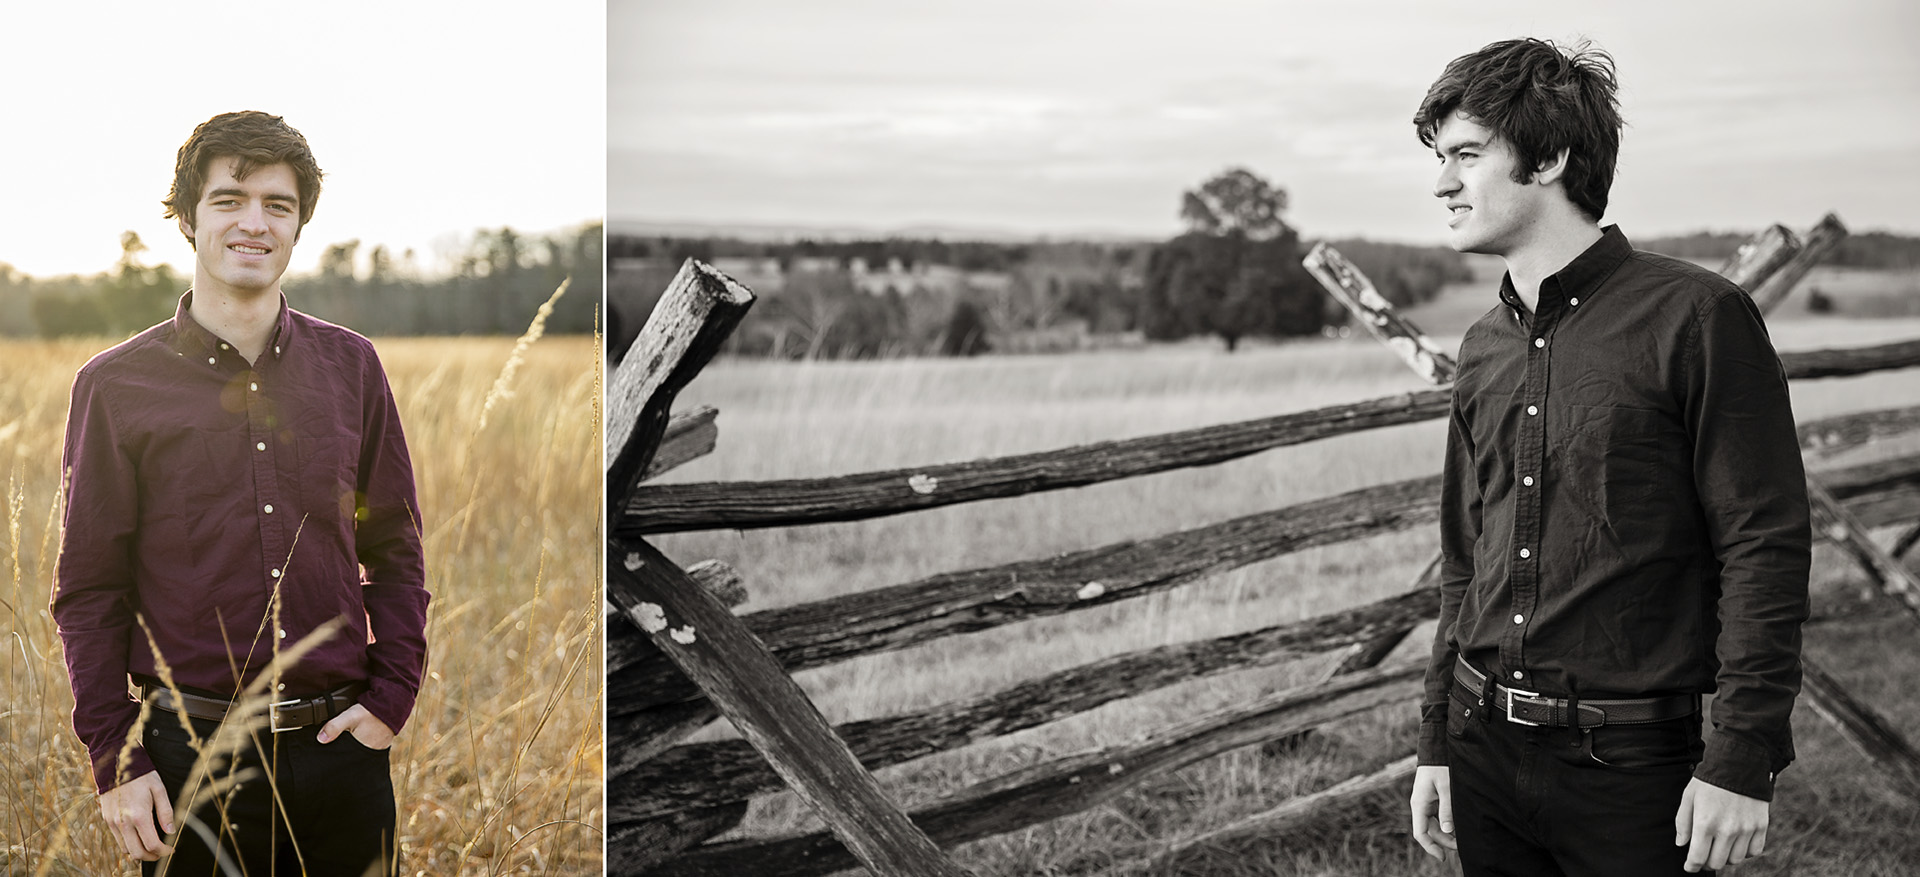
[0,2,604,279]
[612,0,1919,244]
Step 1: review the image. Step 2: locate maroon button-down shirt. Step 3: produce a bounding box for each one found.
[54,292,429,792]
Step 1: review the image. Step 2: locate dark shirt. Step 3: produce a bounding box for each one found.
[53,292,429,793]
[1418,227,1811,801]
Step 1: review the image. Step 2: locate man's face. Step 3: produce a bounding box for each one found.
[179,158,301,298]
[1431,111,1545,256]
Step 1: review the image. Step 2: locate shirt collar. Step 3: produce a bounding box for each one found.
[1495,225,1634,321]
[170,289,296,361]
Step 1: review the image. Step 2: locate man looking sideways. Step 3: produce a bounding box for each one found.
[1404,40,1811,875]
[53,111,429,875]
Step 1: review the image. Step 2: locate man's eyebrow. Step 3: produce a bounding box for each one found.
[1438,139,1488,158]
[204,187,298,204]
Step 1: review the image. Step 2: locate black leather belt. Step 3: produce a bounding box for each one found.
[1453,658,1697,729]
[144,682,367,733]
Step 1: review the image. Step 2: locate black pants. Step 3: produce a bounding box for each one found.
[141,711,396,877]
[1446,694,1708,877]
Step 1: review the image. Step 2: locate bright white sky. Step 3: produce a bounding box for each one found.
[0,2,605,279]
[611,0,1920,244]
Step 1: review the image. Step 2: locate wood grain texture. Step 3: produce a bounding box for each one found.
[1149,754,1419,870]
[1808,480,1920,620]
[1718,224,1802,294]
[610,474,1446,715]
[1750,213,1849,314]
[650,664,1423,877]
[1799,405,1920,459]
[1303,242,1457,384]
[645,405,721,481]
[621,390,1449,534]
[612,586,1442,820]
[607,539,970,877]
[1798,656,1920,804]
[606,259,753,512]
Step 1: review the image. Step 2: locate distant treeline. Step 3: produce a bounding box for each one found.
[607,233,1468,359]
[4,223,602,339]
[1640,229,1920,269]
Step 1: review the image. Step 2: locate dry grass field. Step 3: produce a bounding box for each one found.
[646,295,1920,875]
[1,325,602,874]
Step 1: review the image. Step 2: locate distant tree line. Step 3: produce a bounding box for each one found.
[609,168,1473,359]
[1640,229,1920,270]
[5,223,602,339]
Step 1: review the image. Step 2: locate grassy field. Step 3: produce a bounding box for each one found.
[0,327,602,874]
[647,294,1920,875]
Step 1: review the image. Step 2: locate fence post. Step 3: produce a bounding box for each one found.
[607,259,970,876]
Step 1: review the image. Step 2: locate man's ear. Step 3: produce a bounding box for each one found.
[178,215,196,251]
[1533,147,1572,186]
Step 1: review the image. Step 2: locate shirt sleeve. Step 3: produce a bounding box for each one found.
[351,350,431,735]
[1421,382,1480,766]
[51,369,154,793]
[1684,290,1812,801]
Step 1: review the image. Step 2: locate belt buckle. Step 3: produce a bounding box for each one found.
[269,698,304,733]
[1505,688,1548,726]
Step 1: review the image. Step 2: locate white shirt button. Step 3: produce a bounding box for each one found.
[1527,405,1539,416]
[1514,614,1525,624]
[277,628,287,639]
[263,504,274,514]
[207,357,216,365]
[1519,548,1532,559]
[1513,670,1525,680]
[275,346,281,355]
[1523,476,1535,486]
[1570,297,1580,307]
[277,683,286,691]
[250,382,258,391]
[1534,338,1545,349]
[270,568,281,578]
[220,343,229,350]
[256,442,266,451]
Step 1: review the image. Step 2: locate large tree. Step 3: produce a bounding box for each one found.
[1148,168,1320,350]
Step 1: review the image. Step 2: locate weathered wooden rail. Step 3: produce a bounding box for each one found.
[606,213,1920,874]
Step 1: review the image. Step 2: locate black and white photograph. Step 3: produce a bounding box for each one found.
[607,1,1920,875]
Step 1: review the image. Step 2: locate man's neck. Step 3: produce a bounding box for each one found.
[187,284,281,364]
[1501,216,1605,313]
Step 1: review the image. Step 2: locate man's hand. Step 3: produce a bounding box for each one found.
[1675,776,1768,872]
[316,704,395,749]
[1410,764,1457,860]
[99,770,174,862]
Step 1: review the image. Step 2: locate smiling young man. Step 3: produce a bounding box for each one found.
[53,111,428,875]
[1403,40,1811,876]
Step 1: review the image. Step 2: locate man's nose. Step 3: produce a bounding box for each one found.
[238,202,269,233]
[1433,162,1460,199]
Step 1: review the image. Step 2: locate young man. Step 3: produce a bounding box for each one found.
[1404,40,1811,875]
[53,111,429,874]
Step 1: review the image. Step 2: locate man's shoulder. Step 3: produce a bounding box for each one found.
[288,308,382,363]
[74,319,176,381]
[1620,248,1746,310]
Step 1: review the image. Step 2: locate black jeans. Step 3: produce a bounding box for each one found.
[1446,692,1708,877]
[141,710,396,877]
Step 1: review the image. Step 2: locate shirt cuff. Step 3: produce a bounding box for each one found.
[92,742,156,796]
[1417,715,1450,766]
[1693,730,1779,802]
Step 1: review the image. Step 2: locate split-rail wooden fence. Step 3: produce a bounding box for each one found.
[605,211,1920,876]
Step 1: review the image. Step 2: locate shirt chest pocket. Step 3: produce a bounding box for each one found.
[295,435,360,522]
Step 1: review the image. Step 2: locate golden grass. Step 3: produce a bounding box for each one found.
[646,312,1920,875]
[0,324,601,874]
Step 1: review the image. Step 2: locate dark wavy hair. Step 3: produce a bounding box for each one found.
[1414,38,1621,222]
[163,111,325,245]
